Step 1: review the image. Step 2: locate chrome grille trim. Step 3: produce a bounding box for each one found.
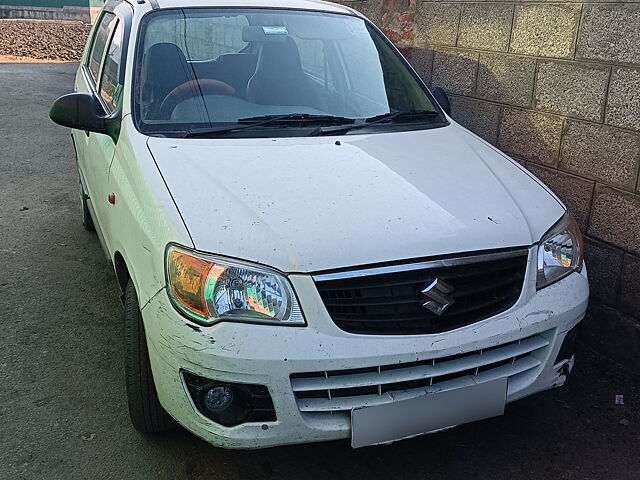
[291,332,550,413]
[312,248,530,281]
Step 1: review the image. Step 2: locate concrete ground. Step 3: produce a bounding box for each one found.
[0,62,638,480]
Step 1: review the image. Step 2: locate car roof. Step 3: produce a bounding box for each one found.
[137,0,356,15]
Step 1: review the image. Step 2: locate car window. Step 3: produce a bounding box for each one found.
[296,39,326,80]
[134,8,441,136]
[87,12,118,85]
[143,13,249,61]
[290,36,339,105]
[99,21,124,112]
[338,29,425,115]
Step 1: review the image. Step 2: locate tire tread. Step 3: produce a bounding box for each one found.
[124,281,175,433]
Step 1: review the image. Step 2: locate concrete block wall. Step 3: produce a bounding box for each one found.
[339,0,640,367]
[0,4,92,22]
[0,1,104,22]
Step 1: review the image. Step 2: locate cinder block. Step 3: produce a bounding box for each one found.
[341,1,383,25]
[583,237,624,303]
[457,4,513,52]
[560,121,640,190]
[534,61,610,122]
[620,254,640,316]
[510,4,581,59]
[577,5,640,65]
[606,68,640,132]
[431,48,478,96]
[527,163,594,232]
[476,53,536,107]
[589,187,640,255]
[498,108,563,166]
[450,95,501,145]
[414,4,461,47]
[403,47,434,85]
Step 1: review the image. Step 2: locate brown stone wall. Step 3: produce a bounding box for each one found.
[339,0,640,366]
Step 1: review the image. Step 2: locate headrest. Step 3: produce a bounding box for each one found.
[252,36,303,79]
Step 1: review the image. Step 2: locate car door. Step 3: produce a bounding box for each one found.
[74,11,124,253]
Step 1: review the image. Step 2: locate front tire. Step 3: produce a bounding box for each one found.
[124,280,175,432]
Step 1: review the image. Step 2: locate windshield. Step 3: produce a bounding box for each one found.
[134,8,444,136]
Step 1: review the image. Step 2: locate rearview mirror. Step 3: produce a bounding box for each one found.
[431,87,451,116]
[49,93,120,140]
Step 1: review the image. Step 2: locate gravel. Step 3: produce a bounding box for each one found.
[0,19,90,61]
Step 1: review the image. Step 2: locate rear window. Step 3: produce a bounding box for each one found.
[142,13,249,61]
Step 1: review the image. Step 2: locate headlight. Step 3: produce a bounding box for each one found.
[536,214,584,289]
[165,244,305,326]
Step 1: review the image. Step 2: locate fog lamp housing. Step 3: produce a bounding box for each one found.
[182,371,276,427]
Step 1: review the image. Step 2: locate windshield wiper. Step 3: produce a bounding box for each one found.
[183,114,355,138]
[366,109,440,123]
[238,113,355,124]
[310,110,442,136]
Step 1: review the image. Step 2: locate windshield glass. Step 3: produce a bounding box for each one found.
[134,8,443,136]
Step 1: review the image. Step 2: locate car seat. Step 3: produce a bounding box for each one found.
[246,37,321,108]
[140,42,194,118]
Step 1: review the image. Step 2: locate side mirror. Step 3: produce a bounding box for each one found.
[49,93,120,140]
[431,87,451,116]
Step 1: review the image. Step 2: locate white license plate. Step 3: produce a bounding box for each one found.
[351,378,508,448]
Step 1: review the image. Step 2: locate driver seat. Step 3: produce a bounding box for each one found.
[140,42,194,119]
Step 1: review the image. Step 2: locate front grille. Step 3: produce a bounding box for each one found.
[291,332,550,413]
[314,249,529,335]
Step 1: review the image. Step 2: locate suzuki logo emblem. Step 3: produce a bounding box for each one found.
[421,278,455,315]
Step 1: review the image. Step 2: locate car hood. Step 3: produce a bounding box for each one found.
[147,124,564,273]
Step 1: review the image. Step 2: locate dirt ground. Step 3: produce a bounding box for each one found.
[0,19,90,62]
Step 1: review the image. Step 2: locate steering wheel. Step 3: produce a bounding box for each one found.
[158,79,236,119]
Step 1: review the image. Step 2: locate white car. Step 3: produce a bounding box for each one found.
[50,0,589,449]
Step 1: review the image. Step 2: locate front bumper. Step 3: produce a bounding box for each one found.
[141,251,588,449]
